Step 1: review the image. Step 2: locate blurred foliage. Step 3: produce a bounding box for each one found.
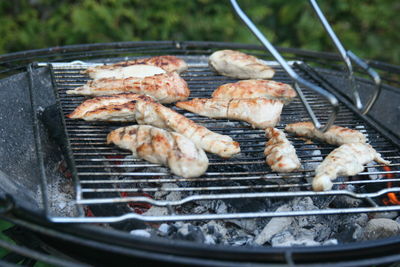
[0,0,399,64]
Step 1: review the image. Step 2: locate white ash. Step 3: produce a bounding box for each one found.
[227,219,258,233]
[143,206,169,216]
[127,193,399,247]
[143,183,181,216]
[155,183,182,201]
[322,239,339,246]
[255,205,293,245]
[194,200,227,214]
[130,229,151,238]
[366,162,380,180]
[371,211,398,220]
[158,223,169,235]
[271,230,320,247]
[42,161,79,217]
[361,218,400,241]
[301,145,323,186]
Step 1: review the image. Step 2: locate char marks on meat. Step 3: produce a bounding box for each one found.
[212,79,296,103]
[313,143,390,191]
[285,122,367,145]
[83,64,166,80]
[176,98,283,129]
[264,128,301,173]
[135,100,240,158]
[66,72,190,104]
[83,55,188,78]
[67,93,154,121]
[209,50,275,79]
[107,125,208,178]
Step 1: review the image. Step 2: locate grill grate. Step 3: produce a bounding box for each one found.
[47,55,400,223]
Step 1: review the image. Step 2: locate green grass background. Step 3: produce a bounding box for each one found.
[0,0,399,64]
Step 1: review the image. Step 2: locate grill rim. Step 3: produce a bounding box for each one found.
[8,205,400,266]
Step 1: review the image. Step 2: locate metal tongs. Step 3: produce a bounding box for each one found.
[309,0,382,114]
[230,0,382,131]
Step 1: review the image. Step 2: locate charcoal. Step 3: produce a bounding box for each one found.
[175,224,205,243]
[228,236,254,246]
[130,229,151,238]
[361,218,400,241]
[158,223,170,236]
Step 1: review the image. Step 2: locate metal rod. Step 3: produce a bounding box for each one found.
[78,187,400,206]
[230,0,339,132]
[309,0,381,115]
[50,205,400,223]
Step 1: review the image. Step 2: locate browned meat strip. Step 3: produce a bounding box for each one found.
[285,122,367,145]
[107,125,208,178]
[264,128,301,172]
[66,93,154,121]
[209,50,275,79]
[176,98,283,129]
[313,143,390,191]
[212,80,296,103]
[83,55,188,77]
[66,72,190,104]
[134,100,241,158]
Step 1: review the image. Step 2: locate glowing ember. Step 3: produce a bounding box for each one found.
[84,206,95,217]
[382,166,400,205]
[120,192,153,214]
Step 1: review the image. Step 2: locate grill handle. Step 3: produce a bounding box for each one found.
[309,0,381,115]
[230,0,339,132]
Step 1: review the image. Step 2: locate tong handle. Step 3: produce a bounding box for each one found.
[230,0,339,132]
[309,0,381,115]
[346,51,382,114]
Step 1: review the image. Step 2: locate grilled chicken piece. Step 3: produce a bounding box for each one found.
[209,50,275,79]
[212,80,296,103]
[66,72,190,104]
[66,93,154,122]
[313,143,391,191]
[135,100,240,158]
[264,128,301,172]
[176,98,283,129]
[285,122,367,145]
[107,125,208,178]
[83,65,166,80]
[83,55,188,78]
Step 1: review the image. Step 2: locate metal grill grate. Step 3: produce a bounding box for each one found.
[47,55,400,223]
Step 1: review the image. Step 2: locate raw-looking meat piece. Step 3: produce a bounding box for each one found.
[66,93,154,122]
[66,72,190,104]
[212,80,296,103]
[107,125,208,178]
[209,50,275,79]
[313,143,390,191]
[176,98,283,129]
[285,121,367,145]
[264,128,301,172]
[134,100,240,158]
[83,55,188,78]
[83,64,166,80]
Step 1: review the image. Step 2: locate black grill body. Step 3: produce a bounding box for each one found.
[0,41,399,265]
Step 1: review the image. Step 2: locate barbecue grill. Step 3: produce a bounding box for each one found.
[0,3,400,266]
[40,53,400,224]
[0,40,399,266]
